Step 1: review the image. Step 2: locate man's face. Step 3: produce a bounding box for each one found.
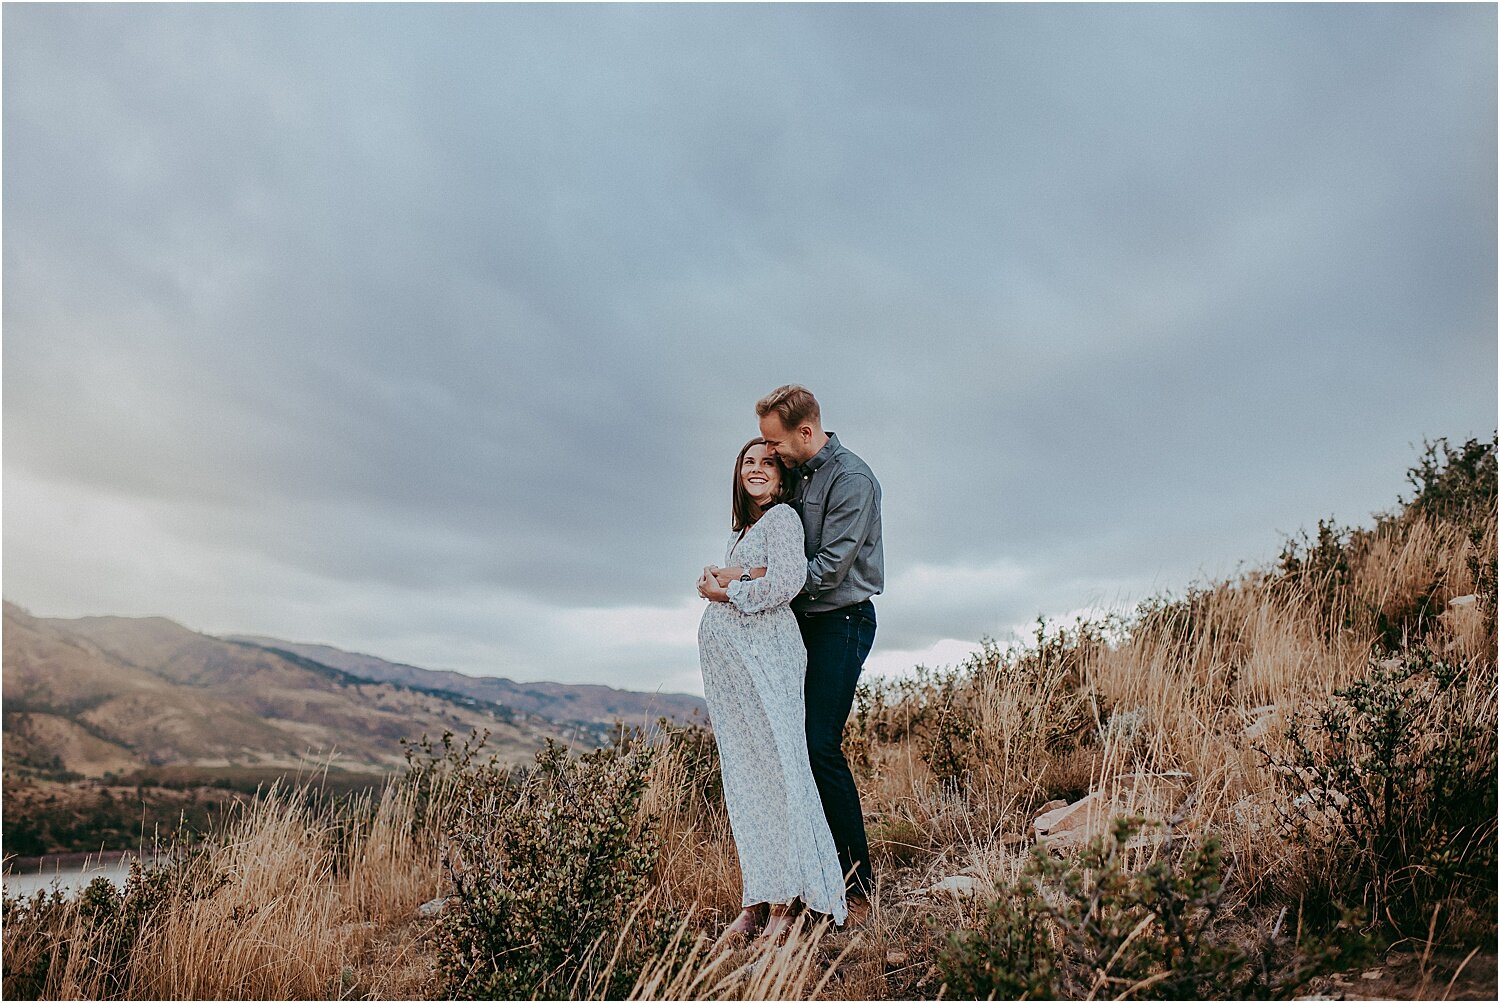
[758,413,814,465]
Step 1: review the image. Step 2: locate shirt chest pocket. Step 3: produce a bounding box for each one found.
[800,498,824,554]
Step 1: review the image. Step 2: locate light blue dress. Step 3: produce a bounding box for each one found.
[697,503,848,923]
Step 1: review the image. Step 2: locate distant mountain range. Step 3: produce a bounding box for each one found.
[223,634,704,726]
[1,602,706,779]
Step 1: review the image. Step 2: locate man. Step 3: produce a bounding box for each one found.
[716,384,883,920]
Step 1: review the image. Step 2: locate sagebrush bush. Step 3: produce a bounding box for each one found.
[939,819,1262,1000]
[1401,436,1498,526]
[1262,644,1498,939]
[1274,518,1355,635]
[433,736,679,1000]
[400,727,495,845]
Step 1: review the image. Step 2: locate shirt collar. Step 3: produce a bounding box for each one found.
[799,431,839,476]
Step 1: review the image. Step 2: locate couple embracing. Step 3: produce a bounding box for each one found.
[695,384,883,940]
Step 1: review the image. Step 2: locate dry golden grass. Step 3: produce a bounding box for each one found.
[588,909,858,1001]
[4,779,452,1000]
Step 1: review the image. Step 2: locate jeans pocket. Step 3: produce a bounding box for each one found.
[856,617,875,663]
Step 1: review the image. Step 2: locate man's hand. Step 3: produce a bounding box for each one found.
[713,566,768,587]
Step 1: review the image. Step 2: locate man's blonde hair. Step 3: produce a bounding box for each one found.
[755,384,821,430]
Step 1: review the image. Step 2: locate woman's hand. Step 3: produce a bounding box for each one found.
[697,567,728,602]
[697,566,730,602]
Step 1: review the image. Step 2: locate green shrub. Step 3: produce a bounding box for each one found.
[1274,519,1355,634]
[433,737,677,1000]
[936,866,1059,999]
[1262,645,1498,938]
[938,819,1262,1000]
[1400,435,1497,526]
[850,661,976,788]
[1,884,70,999]
[401,727,498,844]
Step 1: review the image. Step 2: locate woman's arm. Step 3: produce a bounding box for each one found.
[701,565,766,602]
[725,507,806,614]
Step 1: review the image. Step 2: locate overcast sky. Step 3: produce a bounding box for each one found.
[4,3,1495,697]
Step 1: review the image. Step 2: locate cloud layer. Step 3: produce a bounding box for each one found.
[4,4,1494,693]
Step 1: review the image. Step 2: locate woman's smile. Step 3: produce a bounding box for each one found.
[740,443,781,504]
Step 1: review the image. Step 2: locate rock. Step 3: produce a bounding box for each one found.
[1231,795,1272,833]
[1360,969,1384,980]
[886,950,909,967]
[1037,799,1068,815]
[1448,594,1478,607]
[1243,705,1279,740]
[922,875,981,898]
[1034,772,1194,851]
[1033,801,1075,833]
[1243,717,1277,740]
[1292,787,1349,811]
[418,896,450,917]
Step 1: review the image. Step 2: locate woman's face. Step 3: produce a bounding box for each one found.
[740,443,781,506]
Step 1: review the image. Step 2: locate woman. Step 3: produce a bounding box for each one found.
[696,437,848,939]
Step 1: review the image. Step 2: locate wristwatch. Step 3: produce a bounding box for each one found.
[739,572,753,582]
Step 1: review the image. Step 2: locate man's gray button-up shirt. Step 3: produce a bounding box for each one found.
[789,432,884,614]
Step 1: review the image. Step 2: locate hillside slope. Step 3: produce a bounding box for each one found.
[1,603,563,776]
[223,634,707,726]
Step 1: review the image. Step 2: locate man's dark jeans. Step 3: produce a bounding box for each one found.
[798,599,876,900]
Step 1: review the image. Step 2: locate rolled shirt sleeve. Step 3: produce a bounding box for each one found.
[803,471,878,602]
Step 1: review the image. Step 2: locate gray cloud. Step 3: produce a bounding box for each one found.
[5,4,1494,690]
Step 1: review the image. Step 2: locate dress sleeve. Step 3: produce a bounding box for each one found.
[726,506,806,615]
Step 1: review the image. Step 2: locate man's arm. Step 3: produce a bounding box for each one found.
[804,471,877,601]
[712,566,766,587]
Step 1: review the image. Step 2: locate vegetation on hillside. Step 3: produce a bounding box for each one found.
[3,436,1494,1000]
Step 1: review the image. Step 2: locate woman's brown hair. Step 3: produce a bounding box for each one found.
[732,437,797,532]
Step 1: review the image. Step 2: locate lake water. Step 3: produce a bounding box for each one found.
[3,855,140,899]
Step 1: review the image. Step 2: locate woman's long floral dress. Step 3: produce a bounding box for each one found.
[697,502,848,924]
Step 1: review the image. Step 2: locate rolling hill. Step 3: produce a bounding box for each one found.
[1,602,705,780]
[223,634,707,727]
